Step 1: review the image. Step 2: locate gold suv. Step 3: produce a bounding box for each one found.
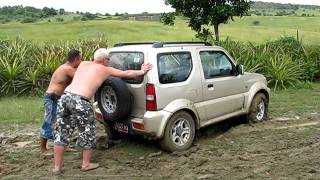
[94,42,270,152]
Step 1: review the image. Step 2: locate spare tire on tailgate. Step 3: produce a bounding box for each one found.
[95,77,132,121]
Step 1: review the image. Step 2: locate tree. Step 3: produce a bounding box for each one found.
[165,0,251,41]
[81,12,97,21]
[59,8,65,15]
[42,7,57,16]
[160,12,175,25]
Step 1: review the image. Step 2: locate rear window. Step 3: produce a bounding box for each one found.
[109,52,144,84]
[157,52,193,84]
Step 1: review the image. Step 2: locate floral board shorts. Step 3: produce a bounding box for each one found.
[54,92,96,149]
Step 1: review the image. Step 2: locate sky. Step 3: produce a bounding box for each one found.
[0,0,319,14]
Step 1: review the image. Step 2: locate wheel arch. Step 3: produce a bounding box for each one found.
[160,99,200,137]
[245,82,271,113]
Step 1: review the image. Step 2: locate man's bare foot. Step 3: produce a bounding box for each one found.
[80,163,99,172]
[52,167,62,174]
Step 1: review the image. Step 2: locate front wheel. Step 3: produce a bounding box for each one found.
[160,111,195,152]
[247,93,269,123]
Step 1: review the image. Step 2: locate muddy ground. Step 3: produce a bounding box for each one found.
[1,112,320,179]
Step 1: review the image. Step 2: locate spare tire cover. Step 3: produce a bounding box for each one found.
[95,77,132,121]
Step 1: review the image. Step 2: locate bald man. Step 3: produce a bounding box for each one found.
[53,48,152,173]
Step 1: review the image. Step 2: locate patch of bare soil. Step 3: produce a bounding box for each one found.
[1,112,320,179]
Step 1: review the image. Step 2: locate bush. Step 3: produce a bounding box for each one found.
[0,37,108,96]
[0,36,319,95]
[81,12,97,20]
[56,17,64,22]
[21,17,36,23]
[252,20,260,26]
[73,16,81,21]
[217,36,320,90]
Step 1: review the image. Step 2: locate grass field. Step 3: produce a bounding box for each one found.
[0,83,319,125]
[1,16,320,45]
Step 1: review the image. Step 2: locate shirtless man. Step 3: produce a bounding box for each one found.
[53,48,152,173]
[40,49,81,155]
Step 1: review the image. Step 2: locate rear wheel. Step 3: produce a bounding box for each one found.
[160,111,195,152]
[95,77,132,121]
[247,93,268,123]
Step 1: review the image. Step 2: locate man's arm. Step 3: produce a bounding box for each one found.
[105,63,152,78]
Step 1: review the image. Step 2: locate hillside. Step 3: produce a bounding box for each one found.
[250,1,320,16]
[1,2,320,24]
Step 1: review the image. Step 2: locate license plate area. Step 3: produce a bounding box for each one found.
[114,122,129,133]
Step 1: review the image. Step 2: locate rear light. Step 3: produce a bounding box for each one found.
[146,83,157,111]
[132,122,145,130]
[95,112,103,121]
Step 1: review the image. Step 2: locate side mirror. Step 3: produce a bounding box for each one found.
[236,64,244,75]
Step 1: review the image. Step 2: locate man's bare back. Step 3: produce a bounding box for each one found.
[65,61,151,99]
[46,64,77,96]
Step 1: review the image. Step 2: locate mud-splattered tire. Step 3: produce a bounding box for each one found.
[95,77,132,121]
[160,111,195,152]
[247,93,268,123]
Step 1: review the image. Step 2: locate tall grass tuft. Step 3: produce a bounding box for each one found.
[0,36,319,95]
[0,37,108,96]
[218,36,319,90]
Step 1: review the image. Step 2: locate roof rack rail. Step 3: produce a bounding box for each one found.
[114,42,157,47]
[152,42,212,48]
[113,42,212,48]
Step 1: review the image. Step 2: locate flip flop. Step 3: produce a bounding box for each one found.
[80,163,99,172]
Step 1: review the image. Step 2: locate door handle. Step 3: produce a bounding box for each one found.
[207,84,214,88]
[207,84,214,91]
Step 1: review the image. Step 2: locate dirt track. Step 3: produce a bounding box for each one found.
[1,112,320,179]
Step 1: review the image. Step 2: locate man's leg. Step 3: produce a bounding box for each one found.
[53,95,74,172]
[81,148,99,171]
[53,145,64,172]
[40,96,54,154]
[82,148,92,167]
[76,100,99,171]
[40,138,48,153]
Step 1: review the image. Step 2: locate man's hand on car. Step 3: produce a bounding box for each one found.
[141,63,152,74]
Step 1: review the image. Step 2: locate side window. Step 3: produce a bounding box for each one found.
[200,51,234,79]
[157,52,192,84]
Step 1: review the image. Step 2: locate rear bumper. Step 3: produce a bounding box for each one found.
[94,102,172,139]
[130,110,172,138]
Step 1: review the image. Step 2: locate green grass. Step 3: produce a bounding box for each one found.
[269,83,320,116]
[219,16,320,44]
[0,18,196,45]
[1,16,320,45]
[0,83,319,125]
[0,96,43,125]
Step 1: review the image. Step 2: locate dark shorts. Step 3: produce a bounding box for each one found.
[40,93,60,140]
[54,92,96,149]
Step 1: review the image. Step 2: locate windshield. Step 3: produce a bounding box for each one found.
[109,52,144,84]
